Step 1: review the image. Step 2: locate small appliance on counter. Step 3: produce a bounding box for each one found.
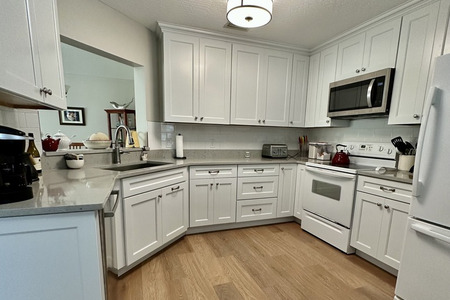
[262,144,288,158]
[0,125,38,203]
[308,142,331,160]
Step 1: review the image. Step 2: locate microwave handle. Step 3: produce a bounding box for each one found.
[366,79,375,108]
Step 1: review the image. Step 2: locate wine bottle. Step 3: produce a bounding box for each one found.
[26,133,41,172]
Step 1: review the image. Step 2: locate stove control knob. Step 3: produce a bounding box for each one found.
[349,145,354,150]
[379,146,384,152]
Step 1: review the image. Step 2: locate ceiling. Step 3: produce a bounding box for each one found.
[99,0,415,49]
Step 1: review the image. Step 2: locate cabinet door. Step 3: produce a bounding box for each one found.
[189,179,214,227]
[315,45,338,126]
[350,192,384,257]
[123,189,162,265]
[163,32,199,122]
[304,52,320,127]
[0,1,38,101]
[262,49,293,126]
[277,164,297,217]
[231,44,265,125]
[388,3,440,125]
[363,18,401,73]
[377,198,409,269]
[213,178,237,224]
[199,38,231,124]
[161,182,188,244]
[289,54,309,127]
[293,165,305,219]
[336,33,365,80]
[30,0,65,108]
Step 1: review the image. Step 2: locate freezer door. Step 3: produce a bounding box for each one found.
[395,218,450,300]
[412,53,450,227]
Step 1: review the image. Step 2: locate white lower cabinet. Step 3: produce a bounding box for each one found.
[189,165,237,227]
[351,176,411,270]
[108,168,188,272]
[293,164,306,219]
[0,211,104,300]
[236,198,277,222]
[277,164,297,217]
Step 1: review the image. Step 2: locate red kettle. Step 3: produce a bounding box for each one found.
[332,144,350,166]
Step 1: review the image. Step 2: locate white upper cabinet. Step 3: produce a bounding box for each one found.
[162,32,231,124]
[336,18,401,81]
[306,46,350,128]
[0,0,66,109]
[288,54,309,127]
[388,2,441,125]
[231,44,293,126]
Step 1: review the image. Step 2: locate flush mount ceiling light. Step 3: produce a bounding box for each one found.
[227,0,273,29]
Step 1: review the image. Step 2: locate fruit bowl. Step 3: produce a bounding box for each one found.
[83,140,112,149]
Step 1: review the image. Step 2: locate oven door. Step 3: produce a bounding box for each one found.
[303,166,356,228]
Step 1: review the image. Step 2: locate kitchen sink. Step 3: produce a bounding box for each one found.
[101,161,172,172]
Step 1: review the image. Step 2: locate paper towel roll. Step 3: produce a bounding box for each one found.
[176,134,184,158]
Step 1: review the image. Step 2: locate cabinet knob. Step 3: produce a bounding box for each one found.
[258,119,261,123]
[194,116,198,121]
[413,114,420,119]
[290,121,293,124]
[262,120,266,124]
[40,87,52,95]
[326,119,330,124]
[46,88,53,95]
[281,167,285,171]
[376,203,382,207]
[200,117,204,121]
[361,67,366,72]
[384,205,390,209]
[356,69,360,73]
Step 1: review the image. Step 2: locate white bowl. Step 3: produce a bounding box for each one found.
[83,140,111,149]
[66,159,84,169]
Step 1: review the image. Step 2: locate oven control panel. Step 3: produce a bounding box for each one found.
[341,142,396,160]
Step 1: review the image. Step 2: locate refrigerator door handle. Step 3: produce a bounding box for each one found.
[413,86,439,197]
[411,223,450,244]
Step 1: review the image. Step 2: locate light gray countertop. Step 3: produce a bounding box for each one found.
[358,169,413,184]
[0,155,412,218]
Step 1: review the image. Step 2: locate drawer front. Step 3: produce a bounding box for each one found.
[238,164,279,177]
[122,168,188,198]
[236,198,277,222]
[189,165,237,179]
[357,175,412,204]
[237,176,278,200]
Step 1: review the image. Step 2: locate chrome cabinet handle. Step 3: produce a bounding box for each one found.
[380,186,395,193]
[262,120,266,123]
[356,69,360,73]
[40,87,52,95]
[252,208,262,213]
[210,183,213,188]
[361,67,366,72]
[384,205,390,209]
[413,114,420,119]
[258,119,261,123]
[376,203,382,207]
[171,185,180,191]
[254,169,264,173]
[194,116,198,121]
[104,190,120,218]
[200,117,204,121]
[208,170,220,175]
[253,186,264,190]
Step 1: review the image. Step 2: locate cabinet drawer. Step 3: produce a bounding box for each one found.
[189,165,237,179]
[237,176,278,200]
[122,168,188,198]
[238,164,279,177]
[357,175,412,204]
[236,198,277,222]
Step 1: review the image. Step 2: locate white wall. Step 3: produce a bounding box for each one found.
[57,0,159,146]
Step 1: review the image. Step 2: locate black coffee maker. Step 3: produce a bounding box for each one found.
[0,125,38,204]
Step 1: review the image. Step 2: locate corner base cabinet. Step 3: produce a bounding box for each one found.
[0,211,105,300]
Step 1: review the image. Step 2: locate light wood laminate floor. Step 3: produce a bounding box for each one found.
[107,222,396,299]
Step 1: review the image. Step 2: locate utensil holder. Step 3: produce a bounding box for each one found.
[398,155,415,171]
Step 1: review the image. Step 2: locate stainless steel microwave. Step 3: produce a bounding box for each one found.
[327,68,395,118]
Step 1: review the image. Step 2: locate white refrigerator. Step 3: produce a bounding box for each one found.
[395,53,450,300]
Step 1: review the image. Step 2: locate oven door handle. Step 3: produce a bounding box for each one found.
[305,166,356,180]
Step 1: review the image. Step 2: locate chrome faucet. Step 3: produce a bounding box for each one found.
[113,124,134,164]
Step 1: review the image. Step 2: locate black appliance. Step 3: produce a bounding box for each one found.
[0,125,38,203]
[328,68,395,118]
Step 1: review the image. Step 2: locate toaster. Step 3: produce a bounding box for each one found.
[262,144,288,158]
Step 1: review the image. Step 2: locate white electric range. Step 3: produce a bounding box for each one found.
[301,142,397,253]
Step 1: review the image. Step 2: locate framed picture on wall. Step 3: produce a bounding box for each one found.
[59,107,86,126]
